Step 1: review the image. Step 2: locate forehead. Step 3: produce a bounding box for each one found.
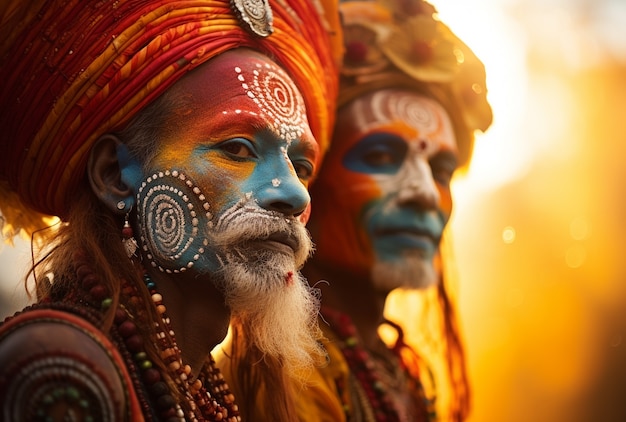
[169,49,311,144]
[331,88,457,159]
[339,89,450,134]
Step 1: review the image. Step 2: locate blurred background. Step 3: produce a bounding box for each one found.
[2,0,626,421]
[431,0,626,420]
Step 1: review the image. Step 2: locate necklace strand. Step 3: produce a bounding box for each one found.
[322,307,433,422]
[70,248,239,421]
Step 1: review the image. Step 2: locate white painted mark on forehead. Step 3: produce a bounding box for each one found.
[354,91,438,134]
[234,63,307,144]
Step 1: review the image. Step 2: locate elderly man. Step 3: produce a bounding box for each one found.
[0,0,341,420]
[297,1,493,420]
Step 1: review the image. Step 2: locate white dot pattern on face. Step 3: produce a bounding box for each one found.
[234,63,307,143]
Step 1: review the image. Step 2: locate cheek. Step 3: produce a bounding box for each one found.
[201,161,256,211]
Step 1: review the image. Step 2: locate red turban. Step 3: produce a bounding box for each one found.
[0,0,342,238]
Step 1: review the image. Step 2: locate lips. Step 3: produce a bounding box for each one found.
[243,231,299,255]
[374,226,438,243]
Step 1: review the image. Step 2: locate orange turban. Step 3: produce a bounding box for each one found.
[0,0,343,238]
[336,0,492,167]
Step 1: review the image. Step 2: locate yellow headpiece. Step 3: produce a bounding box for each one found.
[338,0,492,165]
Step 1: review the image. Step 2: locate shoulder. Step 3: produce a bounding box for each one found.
[0,307,138,421]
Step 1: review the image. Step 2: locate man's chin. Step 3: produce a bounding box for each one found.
[371,258,438,292]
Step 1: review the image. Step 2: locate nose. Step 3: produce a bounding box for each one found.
[396,159,440,210]
[256,169,310,217]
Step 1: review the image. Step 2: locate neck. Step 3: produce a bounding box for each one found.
[149,269,231,378]
[303,260,388,350]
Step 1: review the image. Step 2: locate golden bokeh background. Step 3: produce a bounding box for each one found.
[430,0,626,420]
[2,0,626,421]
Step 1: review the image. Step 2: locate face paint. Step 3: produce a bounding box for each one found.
[130,49,319,274]
[309,88,458,290]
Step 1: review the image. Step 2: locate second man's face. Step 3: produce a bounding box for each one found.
[309,88,459,291]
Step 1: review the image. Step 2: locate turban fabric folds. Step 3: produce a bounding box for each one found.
[0,0,342,238]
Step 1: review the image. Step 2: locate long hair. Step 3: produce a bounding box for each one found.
[25,90,188,406]
[438,275,470,422]
[225,323,300,421]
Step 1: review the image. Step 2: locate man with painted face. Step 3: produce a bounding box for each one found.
[0,0,341,420]
[293,0,493,421]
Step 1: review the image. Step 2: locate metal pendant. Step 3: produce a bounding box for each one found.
[231,0,274,38]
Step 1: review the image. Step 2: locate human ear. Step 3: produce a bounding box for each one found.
[87,134,135,214]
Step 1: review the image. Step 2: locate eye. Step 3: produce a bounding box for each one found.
[343,133,407,174]
[218,138,256,159]
[292,160,314,181]
[429,152,458,186]
[362,147,396,167]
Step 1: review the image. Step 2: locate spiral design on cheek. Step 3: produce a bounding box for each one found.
[237,63,306,142]
[136,170,211,273]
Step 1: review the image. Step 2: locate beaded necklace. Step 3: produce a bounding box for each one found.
[142,273,240,422]
[68,249,240,421]
[321,306,434,422]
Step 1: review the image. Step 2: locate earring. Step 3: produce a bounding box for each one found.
[122,212,138,258]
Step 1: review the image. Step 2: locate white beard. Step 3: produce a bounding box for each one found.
[210,201,325,376]
[371,250,438,292]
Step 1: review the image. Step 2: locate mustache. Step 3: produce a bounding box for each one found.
[208,199,311,253]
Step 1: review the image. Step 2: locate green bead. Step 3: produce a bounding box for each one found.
[79,399,90,409]
[135,351,147,361]
[345,337,357,347]
[67,386,81,401]
[101,298,113,309]
[140,360,153,370]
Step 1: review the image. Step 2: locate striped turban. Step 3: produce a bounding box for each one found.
[337,0,492,167]
[0,0,343,238]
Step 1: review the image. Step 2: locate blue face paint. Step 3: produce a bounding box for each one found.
[343,133,408,175]
[363,196,445,262]
[116,143,144,194]
[235,132,311,216]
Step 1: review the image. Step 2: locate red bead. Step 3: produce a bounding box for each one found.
[122,226,134,238]
[118,320,137,337]
[114,308,128,324]
[126,334,144,352]
[143,368,161,384]
[89,285,108,300]
[346,41,368,63]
